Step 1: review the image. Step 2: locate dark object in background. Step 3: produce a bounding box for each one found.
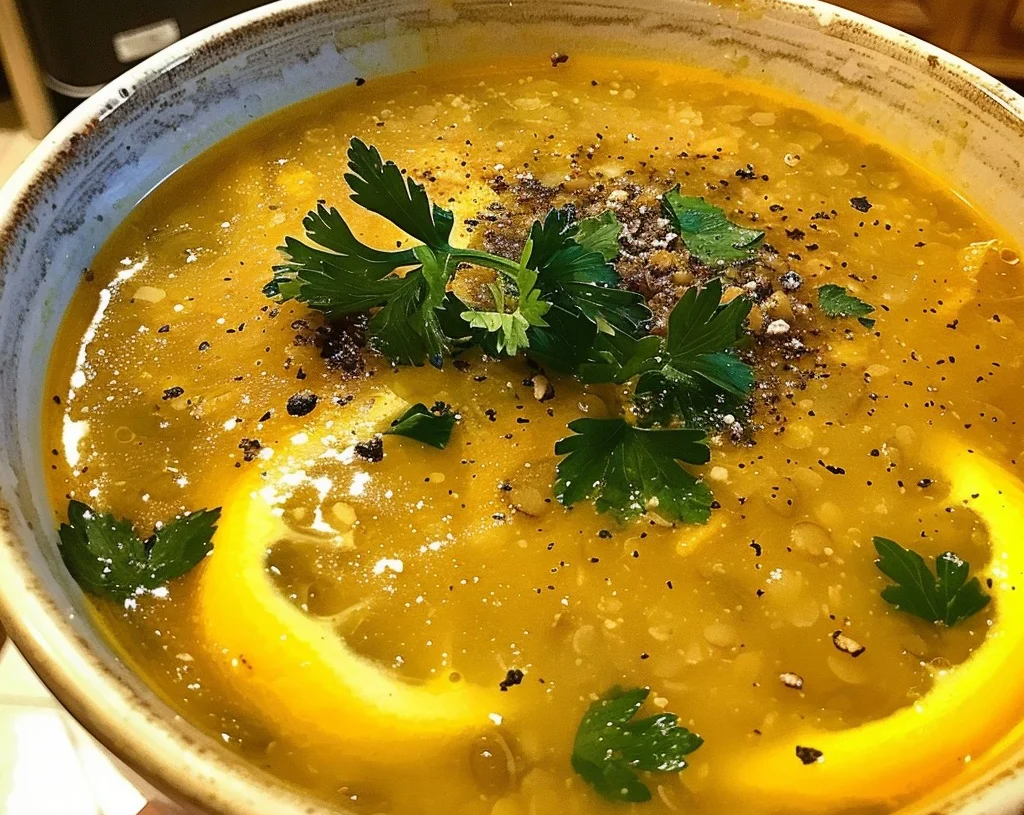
[18,0,266,116]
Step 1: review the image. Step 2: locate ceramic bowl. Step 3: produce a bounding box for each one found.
[0,1,1022,812]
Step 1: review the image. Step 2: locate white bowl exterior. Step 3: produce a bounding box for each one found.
[0,1,1021,813]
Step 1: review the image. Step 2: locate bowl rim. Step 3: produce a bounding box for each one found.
[1,0,1023,813]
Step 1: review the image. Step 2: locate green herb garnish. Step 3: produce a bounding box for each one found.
[817,283,876,329]
[461,263,551,355]
[555,419,713,523]
[581,279,753,427]
[269,139,763,525]
[873,536,990,626]
[662,187,764,266]
[571,686,703,803]
[385,402,458,449]
[57,500,219,602]
[267,138,648,368]
[573,210,623,261]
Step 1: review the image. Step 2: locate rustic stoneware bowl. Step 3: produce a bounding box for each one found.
[0,0,1022,812]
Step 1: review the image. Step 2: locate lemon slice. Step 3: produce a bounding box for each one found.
[194,389,498,762]
[725,436,1024,809]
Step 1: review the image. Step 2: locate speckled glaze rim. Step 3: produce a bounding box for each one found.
[0,1,1023,814]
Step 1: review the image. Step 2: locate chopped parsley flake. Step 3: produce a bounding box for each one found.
[817,283,876,329]
[385,402,458,449]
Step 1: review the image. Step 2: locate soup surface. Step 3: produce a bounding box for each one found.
[43,55,1024,815]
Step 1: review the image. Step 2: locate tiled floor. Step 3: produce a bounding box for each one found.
[0,99,152,815]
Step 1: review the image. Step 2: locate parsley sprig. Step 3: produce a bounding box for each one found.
[873,536,990,626]
[571,686,703,802]
[268,138,765,525]
[267,138,648,367]
[58,500,220,602]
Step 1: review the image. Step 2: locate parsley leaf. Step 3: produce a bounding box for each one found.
[461,267,551,355]
[554,418,713,523]
[524,303,599,374]
[571,686,703,803]
[364,260,450,366]
[529,207,619,285]
[662,187,764,266]
[57,500,220,602]
[385,402,457,449]
[573,211,623,261]
[264,204,418,305]
[528,207,650,337]
[818,283,876,329]
[873,537,991,626]
[581,279,753,427]
[267,211,456,365]
[345,137,454,248]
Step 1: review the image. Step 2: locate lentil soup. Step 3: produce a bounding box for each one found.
[43,55,1024,815]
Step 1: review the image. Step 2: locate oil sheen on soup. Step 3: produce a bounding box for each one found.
[44,55,1024,815]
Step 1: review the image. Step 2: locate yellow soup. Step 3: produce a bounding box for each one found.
[43,55,1024,815]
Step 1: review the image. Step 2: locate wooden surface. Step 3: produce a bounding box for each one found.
[833,0,1024,78]
[0,0,54,139]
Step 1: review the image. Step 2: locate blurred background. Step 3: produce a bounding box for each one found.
[2,0,1024,151]
[0,0,1021,812]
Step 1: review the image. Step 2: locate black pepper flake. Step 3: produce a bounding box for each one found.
[850,196,872,213]
[157,324,170,334]
[831,630,866,657]
[485,408,498,422]
[355,76,366,86]
[598,529,613,539]
[917,478,933,488]
[735,164,757,180]
[785,228,806,241]
[818,459,846,475]
[354,437,384,462]
[796,746,823,765]
[286,390,318,417]
[238,438,262,462]
[198,341,211,352]
[499,668,524,691]
[162,386,184,401]
[550,52,569,67]
[258,410,272,422]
